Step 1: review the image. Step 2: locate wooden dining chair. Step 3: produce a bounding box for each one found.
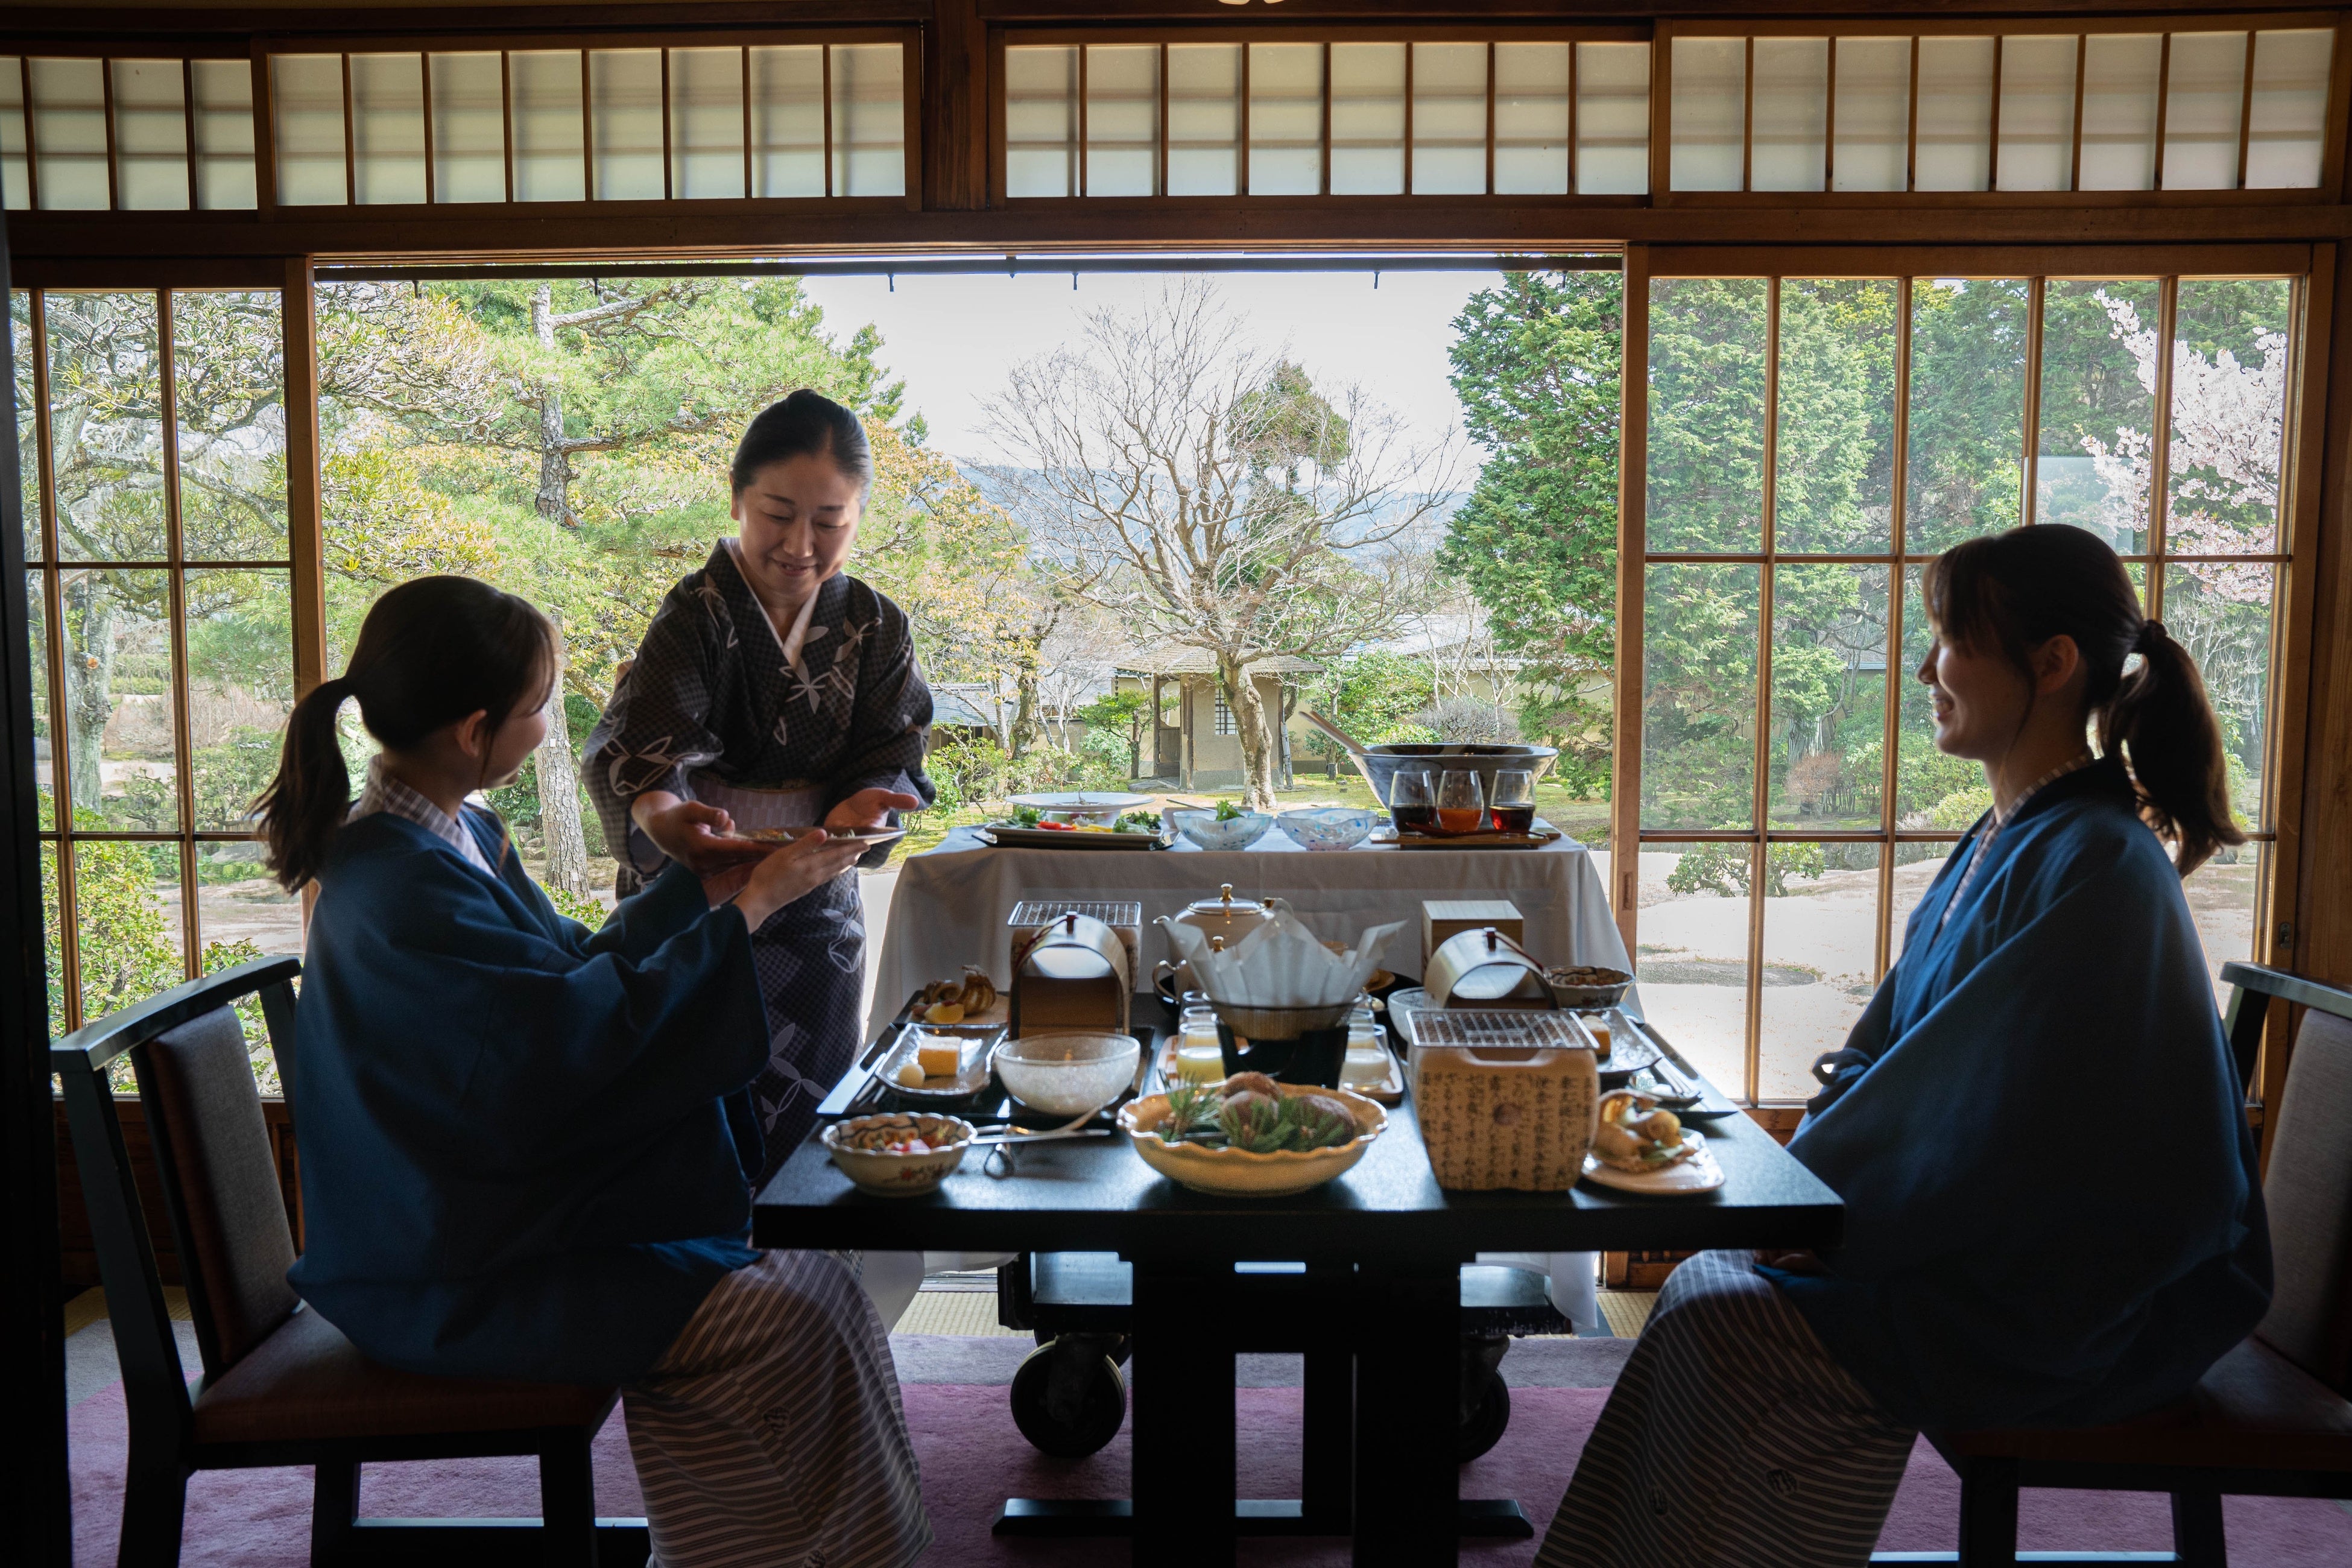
[1891,961,2352,1567]
[52,955,646,1567]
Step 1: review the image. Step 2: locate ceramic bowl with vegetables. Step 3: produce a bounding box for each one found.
[1119,1073,1386,1197]
[822,1112,976,1196]
[1276,806,1380,852]
[1169,800,1276,852]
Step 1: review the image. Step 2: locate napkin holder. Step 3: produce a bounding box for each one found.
[1010,912,1132,1038]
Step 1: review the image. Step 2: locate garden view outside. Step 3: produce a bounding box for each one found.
[16,263,2287,1101]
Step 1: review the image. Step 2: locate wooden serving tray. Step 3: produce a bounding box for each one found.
[1371,817,1563,850]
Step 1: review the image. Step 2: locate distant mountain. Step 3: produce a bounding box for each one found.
[955,460,1467,553]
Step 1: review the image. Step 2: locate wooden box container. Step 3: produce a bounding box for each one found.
[1421,899,1524,972]
[1411,1013,1598,1192]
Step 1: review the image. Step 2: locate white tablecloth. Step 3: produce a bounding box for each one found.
[868,826,1632,1335]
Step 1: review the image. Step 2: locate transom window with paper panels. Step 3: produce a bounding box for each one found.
[12,289,303,1057]
[1625,267,2303,1104]
[0,37,909,210]
[1660,24,2338,194]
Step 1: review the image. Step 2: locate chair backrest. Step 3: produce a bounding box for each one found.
[136,1007,300,1374]
[49,956,302,1416]
[2240,968,2352,1397]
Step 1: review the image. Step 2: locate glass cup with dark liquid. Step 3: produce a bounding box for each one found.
[1490,768,1535,835]
[1388,769,1436,835]
[1435,770,1487,835]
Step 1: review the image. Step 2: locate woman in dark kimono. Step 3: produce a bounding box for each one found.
[588,390,932,1183]
[1538,526,2269,1568]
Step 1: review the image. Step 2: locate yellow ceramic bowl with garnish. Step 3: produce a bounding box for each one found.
[1118,1083,1386,1198]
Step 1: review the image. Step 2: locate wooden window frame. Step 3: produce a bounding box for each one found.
[1613,241,2325,1114]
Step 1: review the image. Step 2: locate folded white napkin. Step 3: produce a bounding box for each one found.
[1162,908,1406,1008]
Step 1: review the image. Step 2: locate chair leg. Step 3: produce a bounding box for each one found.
[309,1458,359,1567]
[2170,1491,2228,1568]
[539,1428,600,1567]
[118,1447,189,1568]
[1955,1458,2020,1568]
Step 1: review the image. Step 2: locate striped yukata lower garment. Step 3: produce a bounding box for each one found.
[623,1248,932,1568]
[1536,1250,1915,1568]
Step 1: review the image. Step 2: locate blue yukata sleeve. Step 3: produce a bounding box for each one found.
[1769,814,2269,1430]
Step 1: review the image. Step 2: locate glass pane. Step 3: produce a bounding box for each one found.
[2037,278,2161,551]
[29,57,107,210]
[1775,278,1897,555]
[1643,562,1759,832]
[2166,561,2275,835]
[2163,32,2248,191]
[46,291,167,561]
[1760,841,1879,1101]
[1329,42,1404,197]
[2079,34,2161,192]
[2183,841,2263,1011]
[39,841,61,1034]
[59,567,178,831]
[1005,46,1077,199]
[190,59,258,211]
[1247,43,1323,197]
[28,570,52,828]
[1648,278,1767,552]
[1895,564,1990,830]
[1906,279,2029,554]
[1167,44,1240,197]
[2246,30,2333,190]
[1769,564,1888,830]
[830,43,904,198]
[1493,42,1568,197]
[1576,42,1649,195]
[668,46,744,201]
[351,54,425,204]
[1750,37,1826,194]
[110,60,189,211]
[1914,37,1994,192]
[66,836,188,1027]
[1086,44,1159,198]
[430,52,506,203]
[1997,34,2076,192]
[198,841,304,981]
[2167,278,2290,556]
[271,55,347,206]
[1411,41,1487,196]
[589,49,663,201]
[186,569,292,831]
[1634,841,1752,1098]
[750,45,824,198]
[1832,37,1909,192]
[1670,37,1744,192]
[0,58,25,211]
[13,292,35,562]
[1887,841,1962,967]
[510,50,585,203]
[175,290,288,561]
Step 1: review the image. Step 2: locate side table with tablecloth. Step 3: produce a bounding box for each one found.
[868,826,1636,1333]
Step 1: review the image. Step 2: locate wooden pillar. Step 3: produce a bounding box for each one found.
[923,0,987,210]
[2294,243,2352,997]
[283,256,326,698]
[1180,676,1195,791]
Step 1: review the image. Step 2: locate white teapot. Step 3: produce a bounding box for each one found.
[1151,884,1288,1002]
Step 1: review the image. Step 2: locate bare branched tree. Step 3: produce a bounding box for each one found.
[982,279,1460,808]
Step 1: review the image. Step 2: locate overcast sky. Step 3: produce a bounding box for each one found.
[794,268,1497,467]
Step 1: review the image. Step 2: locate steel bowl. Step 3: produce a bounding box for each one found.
[1350,744,1560,822]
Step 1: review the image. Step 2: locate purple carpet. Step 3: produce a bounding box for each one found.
[69,1370,2352,1564]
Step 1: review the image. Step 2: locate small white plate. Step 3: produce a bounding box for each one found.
[1580,1133,1726,1195]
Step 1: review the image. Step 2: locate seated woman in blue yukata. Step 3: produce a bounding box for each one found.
[255,576,930,1568]
[1540,525,2271,1568]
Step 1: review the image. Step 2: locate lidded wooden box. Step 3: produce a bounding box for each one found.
[1409,1011,1599,1192]
[1008,909,1134,1037]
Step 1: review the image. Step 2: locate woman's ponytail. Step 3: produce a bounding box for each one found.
[2102,618,2245,877]
[256,677,356,892]
[1926,527,2248,878]
[254,575,556,893]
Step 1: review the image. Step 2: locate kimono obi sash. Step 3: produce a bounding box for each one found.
[689,771,825,831]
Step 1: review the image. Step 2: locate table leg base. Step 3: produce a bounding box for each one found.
[991,1498,1531,1539]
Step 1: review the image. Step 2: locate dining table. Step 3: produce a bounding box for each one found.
[756,996,1843,1568]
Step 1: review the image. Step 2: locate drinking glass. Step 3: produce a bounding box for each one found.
[1435,770,1486,836]
[1387,769,1435,835]
[1490,769,1535,835]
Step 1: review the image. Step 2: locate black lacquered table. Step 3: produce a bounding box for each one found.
[755,1045,1841,1566]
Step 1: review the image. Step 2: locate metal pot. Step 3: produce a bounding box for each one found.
[1151,884,1288,1002]
[1351,744,1560,820]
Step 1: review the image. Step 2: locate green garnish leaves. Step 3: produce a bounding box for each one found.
[1213,798,1245,821]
